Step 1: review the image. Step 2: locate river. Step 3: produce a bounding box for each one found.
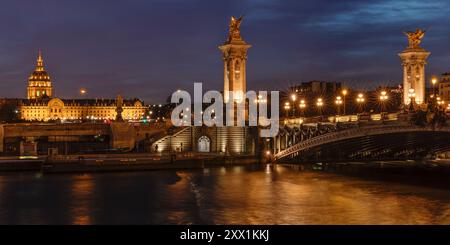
[1,164,450,224]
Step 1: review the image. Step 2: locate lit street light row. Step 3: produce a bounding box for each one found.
[285,90,390,116]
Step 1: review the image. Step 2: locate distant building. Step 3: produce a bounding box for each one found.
[282,81,342,116]
[20,98,145,121]
[0,98,21,122]
[291,81,342,96]
[27,51,53,99]
[19,52,147,121]
[438,72,450,104]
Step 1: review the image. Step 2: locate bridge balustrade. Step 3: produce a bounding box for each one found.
[273,122,450,161]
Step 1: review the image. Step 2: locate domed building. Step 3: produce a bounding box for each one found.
[20,52,147,122]
[27,51,52,99]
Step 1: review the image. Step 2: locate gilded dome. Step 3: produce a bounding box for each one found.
[28,51,51,82]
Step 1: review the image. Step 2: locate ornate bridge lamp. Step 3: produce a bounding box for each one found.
[284,102,291,118]
[335,96,343,116]
[408,88,416,112]
[341,89,348,115]
[356,93,365,113]
[299,99,306,117]
[379,91,388,114]
[291,93,297,117]
[431,77,438,99]
[316,98,324,117]
[437,97,445,110]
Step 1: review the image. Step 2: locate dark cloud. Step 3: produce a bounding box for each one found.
[0,0,449,102]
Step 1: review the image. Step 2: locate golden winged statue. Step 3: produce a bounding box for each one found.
[228,16,243,42]
[404,29,426,49]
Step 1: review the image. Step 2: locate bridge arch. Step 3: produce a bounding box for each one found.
[274,124,450,163]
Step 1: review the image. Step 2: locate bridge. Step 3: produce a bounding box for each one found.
[272,112,450,163]
[0,122,168,155]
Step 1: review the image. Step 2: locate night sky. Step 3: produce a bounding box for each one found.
[0,0,449,103]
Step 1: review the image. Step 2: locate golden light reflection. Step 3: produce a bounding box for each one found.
[165,172,199,224]
[70,174,94,225]
[192,166,450,225]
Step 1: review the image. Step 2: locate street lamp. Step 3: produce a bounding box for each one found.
[437,97,444,108]
[254,94,267,104]
[379,90,388,113]
[356,93,365,113]
[335,96,343,115]
[316,98,324,116]
[341,89,347,115]
[299,99,306,117]
[291,93,297,117]
[431,77,438,100]
[284,102,291,118]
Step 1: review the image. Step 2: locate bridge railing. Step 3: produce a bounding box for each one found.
[273,122,448,161]
[282,112,402,126]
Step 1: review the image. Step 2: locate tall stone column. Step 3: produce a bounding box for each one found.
[399,29,430,105]
[219,16,251,103]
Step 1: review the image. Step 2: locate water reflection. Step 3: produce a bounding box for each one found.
[70,174,94,225]
[0,164,449,224]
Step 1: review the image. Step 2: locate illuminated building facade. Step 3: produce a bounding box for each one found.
[438,72,450,104]
[27,51,53,99]
[20,98,145,121]
[20,52,146,121]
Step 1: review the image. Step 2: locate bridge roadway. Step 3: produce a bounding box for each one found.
[2,123,110,137]
[273,112,450,162]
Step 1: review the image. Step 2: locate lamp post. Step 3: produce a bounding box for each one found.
[379,90,388,114]
[356,93,365,113]
[291,93,297,117]
[342,89,347,115]
[335,96,343,116]
[255,95,267,104]
[437,97,444,109]
[284,102,291,118]
[299,99,306,117]
[316,98,324,116]
[431,77,437,100]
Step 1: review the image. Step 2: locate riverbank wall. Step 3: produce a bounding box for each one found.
[0,154,261,173]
